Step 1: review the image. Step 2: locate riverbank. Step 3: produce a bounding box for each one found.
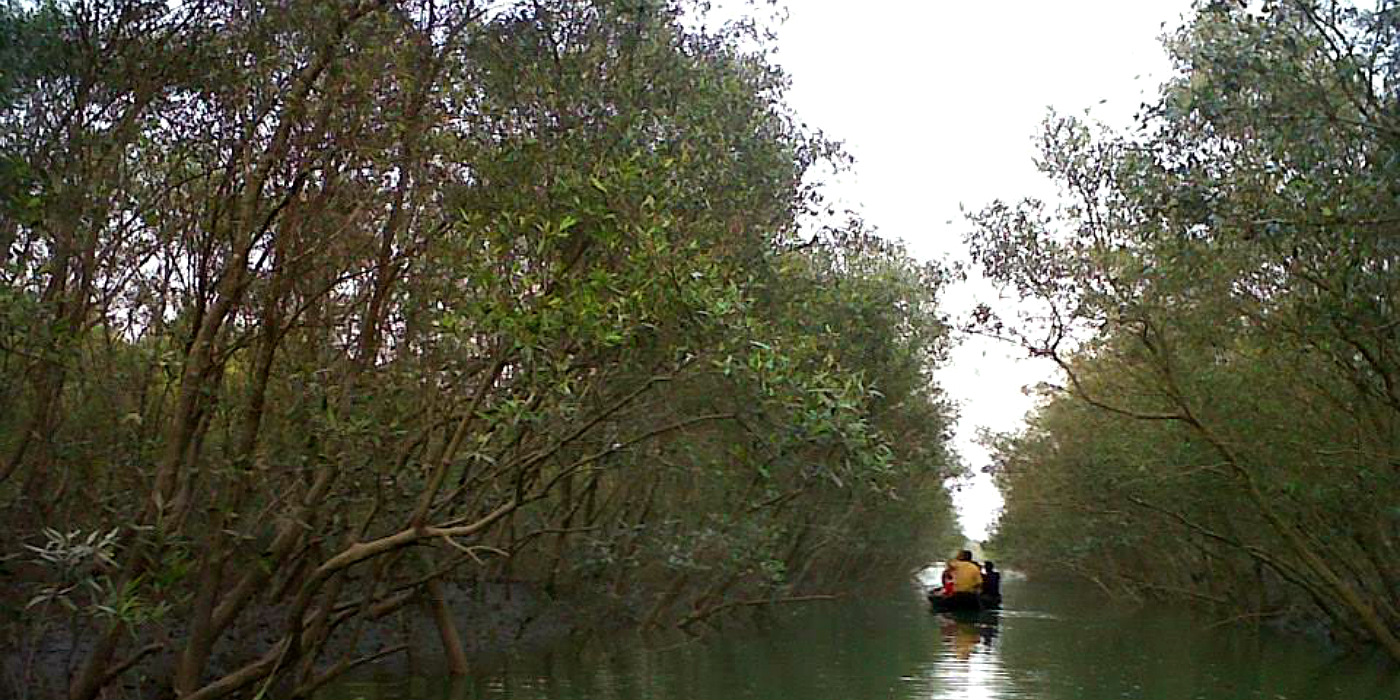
[5,578,621,700]
[6,572,866,700]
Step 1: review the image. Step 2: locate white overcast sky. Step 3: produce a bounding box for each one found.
[756,1,1198,541]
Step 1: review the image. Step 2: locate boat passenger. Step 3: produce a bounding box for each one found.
[981,561,1002,606]
[938,550,983,609]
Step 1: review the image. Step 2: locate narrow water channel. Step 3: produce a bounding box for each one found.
[323,577,1400,700]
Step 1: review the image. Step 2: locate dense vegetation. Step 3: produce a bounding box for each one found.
[0,1,962,698]
[976,0,1400,662]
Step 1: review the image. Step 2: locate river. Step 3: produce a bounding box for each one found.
[322,575,1400,699]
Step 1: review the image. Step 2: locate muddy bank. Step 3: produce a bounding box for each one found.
[4,579,630,700]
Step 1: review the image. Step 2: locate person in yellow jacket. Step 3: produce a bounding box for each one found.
[930,549,985,612]
[944,550,983,596]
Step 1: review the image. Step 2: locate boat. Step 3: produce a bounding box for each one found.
[927,588,1001,613]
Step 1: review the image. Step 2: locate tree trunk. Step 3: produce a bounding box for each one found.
[425,575,469,676]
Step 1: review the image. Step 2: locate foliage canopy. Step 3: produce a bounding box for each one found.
[0,2,960,698]
[974,0,1400,662]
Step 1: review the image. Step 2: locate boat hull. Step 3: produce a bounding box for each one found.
[928,591,1001,613]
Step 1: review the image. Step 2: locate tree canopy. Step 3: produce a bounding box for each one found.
[974,0,1400,662]
[0,2,961,698]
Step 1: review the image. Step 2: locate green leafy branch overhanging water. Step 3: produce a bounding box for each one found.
[0,1,961,698]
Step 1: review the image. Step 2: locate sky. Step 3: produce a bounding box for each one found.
[757,1,1197,540]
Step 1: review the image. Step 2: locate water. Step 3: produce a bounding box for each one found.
[323,577,1400,699]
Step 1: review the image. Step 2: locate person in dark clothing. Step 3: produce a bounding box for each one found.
[980,561,1002,607]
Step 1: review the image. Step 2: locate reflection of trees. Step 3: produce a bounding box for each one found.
[995,585,1400,699]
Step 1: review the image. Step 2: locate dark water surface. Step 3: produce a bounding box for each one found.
[323,578,1400,699]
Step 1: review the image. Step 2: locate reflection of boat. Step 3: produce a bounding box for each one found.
[936,604,1000,659]
[939,615,983,660]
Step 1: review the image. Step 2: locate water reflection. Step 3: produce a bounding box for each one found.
[321,579,1400,700]
[918,610,1013,700]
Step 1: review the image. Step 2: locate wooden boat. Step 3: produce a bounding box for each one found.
[927,589,1001,613]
